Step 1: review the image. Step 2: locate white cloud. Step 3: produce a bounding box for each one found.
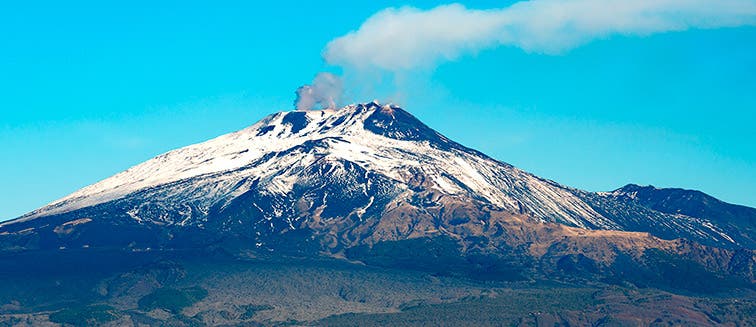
[324,0,756,71]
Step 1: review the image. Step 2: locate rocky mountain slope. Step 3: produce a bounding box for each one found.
[0,102,753,289]
[603,183,755,246]
[1,102,755,326]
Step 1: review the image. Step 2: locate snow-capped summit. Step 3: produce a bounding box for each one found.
[16,102,607,228]
[1,103,751,251]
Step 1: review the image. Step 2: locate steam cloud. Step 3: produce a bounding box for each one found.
[294,72,343,110]
[295,0,756,108]
[324,0,756,71]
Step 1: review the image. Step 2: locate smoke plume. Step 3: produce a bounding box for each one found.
[294,72,343,110]
[295,0,756,107]
[324,0,756,71]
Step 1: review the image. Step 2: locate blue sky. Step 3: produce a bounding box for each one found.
[1,1,755,220]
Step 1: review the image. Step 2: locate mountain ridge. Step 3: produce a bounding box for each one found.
[0,103,754,322]
[1,103,753,252]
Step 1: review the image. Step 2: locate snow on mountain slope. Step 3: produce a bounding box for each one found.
[14,102,606,228]
[2,102,742,249]
[594,184,756,248]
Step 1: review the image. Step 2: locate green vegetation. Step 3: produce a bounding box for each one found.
[345,236,530,281]
[48,304,119,326]
[314,288,598,327]
[241,304,274,320]
[608,249,744,293]
[137,286,208,314]
[0,257,751,326]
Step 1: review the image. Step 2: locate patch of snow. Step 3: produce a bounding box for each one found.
[13,103,638,232]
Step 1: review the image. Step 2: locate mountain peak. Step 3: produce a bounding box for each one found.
[7,102,614,231]
[605,183,755,248]
[12,103,458,221]
[3,103,751,252]
[281,102,448,145]
[615,184,656,192]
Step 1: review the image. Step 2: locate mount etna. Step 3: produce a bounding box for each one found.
[1,102,753,326]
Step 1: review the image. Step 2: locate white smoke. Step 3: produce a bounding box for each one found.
[294,72,343,110]
[295,0,756,107]
[324,0,756,71]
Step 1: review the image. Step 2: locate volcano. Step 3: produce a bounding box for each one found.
[2,102,752,251]
[0,102,753,325]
